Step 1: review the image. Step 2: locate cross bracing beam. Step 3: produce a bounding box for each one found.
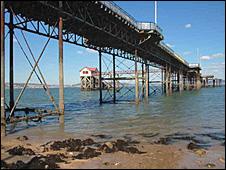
[4,1,189,71]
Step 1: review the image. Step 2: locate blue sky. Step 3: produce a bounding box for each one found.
[4,1,225,85]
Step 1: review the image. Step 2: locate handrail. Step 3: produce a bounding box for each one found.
[160,42,189,66]
[99,1,162,34]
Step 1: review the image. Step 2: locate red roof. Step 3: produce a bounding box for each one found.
[80,67,98,72]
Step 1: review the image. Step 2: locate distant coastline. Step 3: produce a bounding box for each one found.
[5,82,81,89]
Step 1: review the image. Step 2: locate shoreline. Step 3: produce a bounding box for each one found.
[1,130,225,169]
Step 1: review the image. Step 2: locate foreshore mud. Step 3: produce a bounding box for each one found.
[1,130,225,169]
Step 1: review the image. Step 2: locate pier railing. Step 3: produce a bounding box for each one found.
[99,1,163,34]
[160,42,189,66]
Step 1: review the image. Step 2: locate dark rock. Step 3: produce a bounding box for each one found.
[1,154,66,169]
[16,135,29,141]
[98,139,145,154]
[50,138,83,152]
[122,147,146,154]
[46,154,68,163]
[50,141,67,151]
[26,156,59,169]
[140,133,159,138]
[10,160,27,169]
[91,134,112,139]
[103,162,110,166]
[74,147,101,159]
[99,142,117,153]
[154,137,172,145]
[115,139,129,149]
[82,138,95,146]
[1,160,8,169]
[7,146,35,156]
[65,139,83,152]
[187,142,203,150]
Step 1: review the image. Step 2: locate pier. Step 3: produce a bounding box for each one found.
[0,1,223,136]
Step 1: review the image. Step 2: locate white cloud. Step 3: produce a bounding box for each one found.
[86,48,97,54]
[211,53,225,59]
[185,23,192,28]
[166,43,174,48]
[183,51,192,56]
[200,53,225,61]
[200,55,210,60]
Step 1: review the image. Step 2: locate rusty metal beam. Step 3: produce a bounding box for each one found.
[59,15,64,116]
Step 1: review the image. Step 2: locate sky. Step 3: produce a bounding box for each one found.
[4,1,225,85]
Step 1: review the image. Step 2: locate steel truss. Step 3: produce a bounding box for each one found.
[4,8,162,69]
[100,53,138,103]
[149,67,163,95]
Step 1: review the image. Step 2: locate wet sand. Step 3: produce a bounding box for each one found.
[1,129,225,169]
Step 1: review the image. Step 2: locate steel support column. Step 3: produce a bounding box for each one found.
[1,1,6,136]
[147,65,150,96]
[99,50,102,104]
[135,49,139,103]
[168,65,172,94]
[177,72,180,91]
[9,11,14,116]
[59,16,64,117]
[179,70,184,92]
[206,77,208,87]
[141,63,144,98]
[196,72,201,89]
[161,68,164,94]
[145,63,149,99]
[165,65,169,95]
[213,79,215,87]
[186,73,189,90]
[203,78,206,87]
[113,54,116,103]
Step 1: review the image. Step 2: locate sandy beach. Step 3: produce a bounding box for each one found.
[1,129,225,169]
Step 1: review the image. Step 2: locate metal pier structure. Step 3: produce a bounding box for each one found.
[0,1,223,136]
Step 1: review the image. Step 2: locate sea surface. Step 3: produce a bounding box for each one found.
[5,86,225,146]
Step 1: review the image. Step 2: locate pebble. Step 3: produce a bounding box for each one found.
[16,136,29,141]
[194,149,207,157]
[219,157,225,163]
[114,162,120,166]
[205,163,216,168]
